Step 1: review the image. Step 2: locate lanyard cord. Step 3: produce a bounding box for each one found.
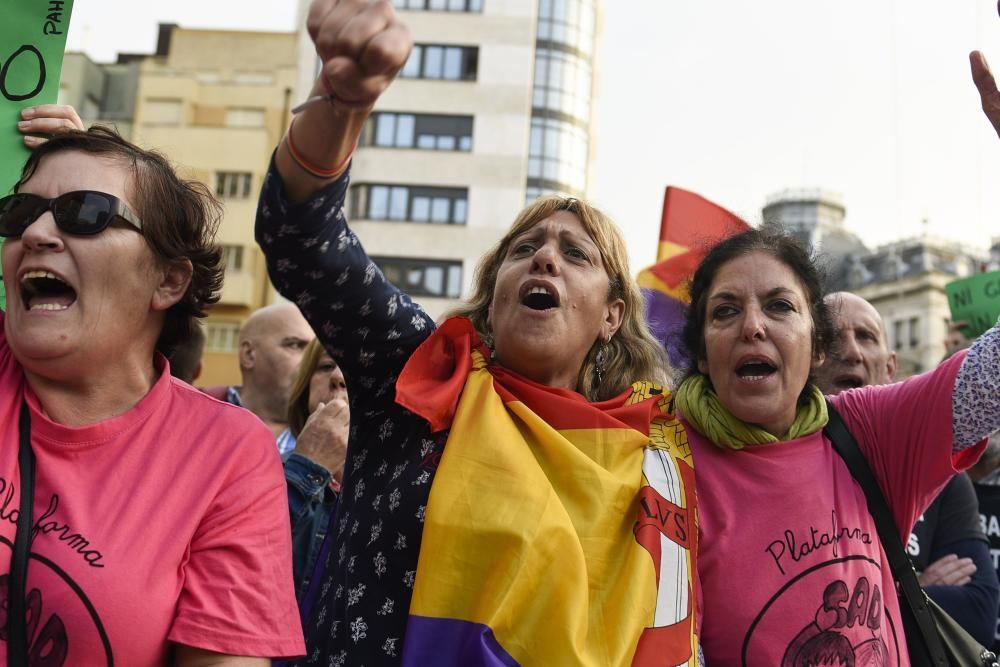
[8,401,34,663]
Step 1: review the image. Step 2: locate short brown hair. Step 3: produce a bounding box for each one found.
[16,126,224,355]
[448,195,670,400]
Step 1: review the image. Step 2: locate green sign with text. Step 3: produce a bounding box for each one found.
[946,271,1000,339]
[1,0,76,310]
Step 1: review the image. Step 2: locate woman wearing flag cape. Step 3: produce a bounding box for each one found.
[256,1,701,665]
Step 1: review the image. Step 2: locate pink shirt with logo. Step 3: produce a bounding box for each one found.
[691,351,985,666]
[0,315,304,664]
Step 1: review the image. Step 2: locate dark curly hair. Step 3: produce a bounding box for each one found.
[680,228,835,401]
[16,126,224,355]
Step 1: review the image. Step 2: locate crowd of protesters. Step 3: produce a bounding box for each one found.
[6,0,1000,664]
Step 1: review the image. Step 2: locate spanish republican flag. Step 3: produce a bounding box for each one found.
[638,187,749,364]
[396,318,699,666]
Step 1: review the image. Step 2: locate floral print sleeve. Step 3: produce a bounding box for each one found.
[953,321,1000,449]
[256,160,446,667]
[255,159,435,384]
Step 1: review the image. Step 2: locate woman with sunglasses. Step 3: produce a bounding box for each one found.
[1,121,304,664]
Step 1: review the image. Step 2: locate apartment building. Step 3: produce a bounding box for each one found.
[56,0,602,383]
[301,0,603,318]
[129,26,299,384]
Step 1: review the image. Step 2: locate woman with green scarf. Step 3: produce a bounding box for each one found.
[677,229,1000,665]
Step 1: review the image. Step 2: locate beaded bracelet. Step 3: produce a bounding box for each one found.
[285,115,355,179]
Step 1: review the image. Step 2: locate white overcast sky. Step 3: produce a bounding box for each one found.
[66,1,1000,270]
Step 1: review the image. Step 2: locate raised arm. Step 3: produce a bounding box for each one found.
[256,0,431,387]
[276,0,412,203]
[952,31,1000,444]
[952,323,1000,448]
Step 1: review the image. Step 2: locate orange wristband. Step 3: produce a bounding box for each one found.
[285,116,355,179]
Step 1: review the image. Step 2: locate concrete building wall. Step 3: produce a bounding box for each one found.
[59,53,105,122]
[58,54,139,138]
[131,26,299,385]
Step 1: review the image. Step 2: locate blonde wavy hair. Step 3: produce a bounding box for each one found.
[448,196,670,401]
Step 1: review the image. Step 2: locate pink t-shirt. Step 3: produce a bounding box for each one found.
[691,352,984,666]
[0,318,305,664]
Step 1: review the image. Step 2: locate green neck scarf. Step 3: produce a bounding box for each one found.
[674,374,828,450]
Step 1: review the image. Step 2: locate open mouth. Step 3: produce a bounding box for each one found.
[833,375,864,390]
[736,359,777,381]
[521,285,558,311]
[21,270,77,312]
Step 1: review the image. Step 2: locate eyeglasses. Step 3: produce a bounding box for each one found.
[0,190,143,238]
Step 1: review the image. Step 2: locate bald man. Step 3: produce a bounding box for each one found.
[207,303,315,447]
[815,291,897,393]
[817,291,999,646]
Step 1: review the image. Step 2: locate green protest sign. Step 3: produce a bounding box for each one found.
[0,0,75,310]
[945,271,1000,339]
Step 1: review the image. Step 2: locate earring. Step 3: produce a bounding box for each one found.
[595,334,610,385]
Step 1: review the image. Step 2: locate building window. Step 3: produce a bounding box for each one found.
[401,45,478,81]
[893,320,905,351]
[225,107,265,128]
[373,257,462,298]
[393,0,483,11]
[532,47,592,121]
[363,113,473,152]
[222,245,244,272]
[351,185,468,224]
[908,316,921,348]
[205,322,241,353]
[215,172,252,199]
[537,0,597,56]
[143,98,183,126]
[527,116,588,192]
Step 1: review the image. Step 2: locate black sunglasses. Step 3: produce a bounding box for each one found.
[0,190,143,238]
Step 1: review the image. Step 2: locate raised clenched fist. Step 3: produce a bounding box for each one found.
[306,0,413,109]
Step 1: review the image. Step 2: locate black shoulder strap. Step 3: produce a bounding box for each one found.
[823,400,948,666]
[8,401,34,664]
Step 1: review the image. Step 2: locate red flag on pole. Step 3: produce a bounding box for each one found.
[638,187,749,363]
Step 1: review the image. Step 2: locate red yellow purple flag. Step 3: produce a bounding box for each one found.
[638,187,749,365]
[395,317,699,666]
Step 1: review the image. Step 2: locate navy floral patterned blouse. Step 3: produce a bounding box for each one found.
[257,161,444,666]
